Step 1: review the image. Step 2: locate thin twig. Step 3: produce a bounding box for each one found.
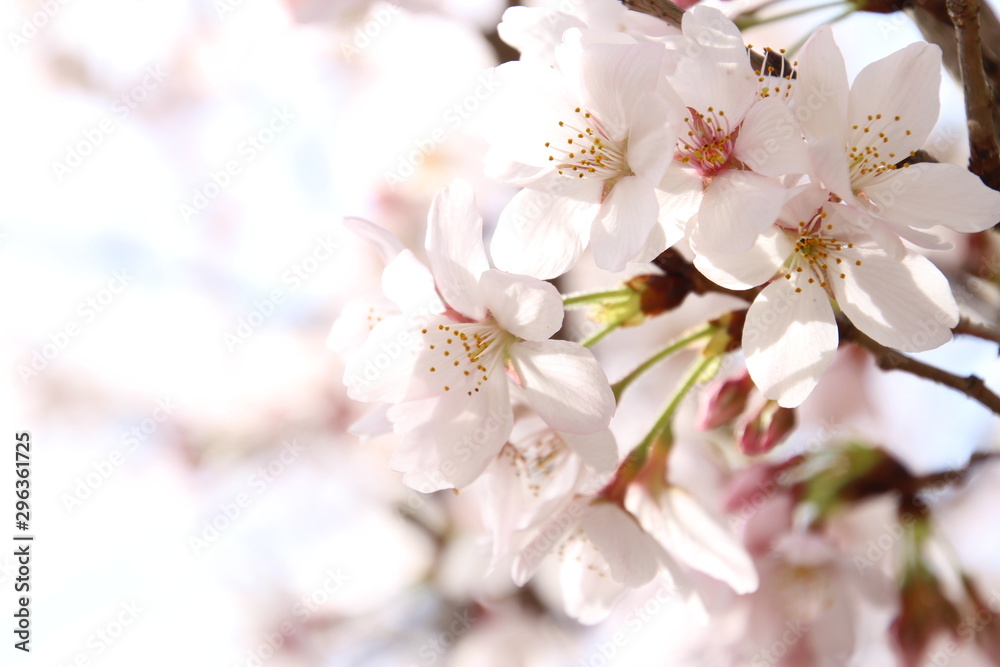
[907,0,1000,151]
[837,314,1000,415]
[649,249,1000,416]
[622,0,685,27]
[946,0,1000,190]
[954,316,1000,346]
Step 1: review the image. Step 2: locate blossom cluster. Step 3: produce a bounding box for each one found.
[330,0,1000,658]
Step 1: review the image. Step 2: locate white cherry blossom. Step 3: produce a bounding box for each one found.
[660,7,810,254]
[477,409,618,567]
[513,497,673,623]
[630,484,760,595]
[339,180,616,489]
[484,30,680,278]
[794,26,1000,251]
[694,187,959,407]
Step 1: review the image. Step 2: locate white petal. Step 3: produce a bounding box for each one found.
[509,340,615,434]
[497,6,585,64]
[343,315,419,403]
[626,92,679,183]
[429,379,514,488]
[696,170,789,252]
[681,7,752,73]
[479,269,563,342]
[327,295,397,355]
[656,164,705,228]
[481,62,581,169]
[807,136,856,204]
[388,399,451,492]
[342,216,404,262]
[671,55,756,123]
[381,250,441,314]
[862,163,1000,233]
[658,487,759,593]
[793,26,848,143]
[582,504,663,587]
[561,429,618,472]
[347,404,392,442]
[560,557,628,625]
[426,180,489,320]
[491,182,601,280]
[513,497,586,585]
[673,8,755,118]
[734,97,810,177]
[692,225,790,289]
[591,175,660,272]
[744,278,838,408]
[560,39,667,142]
[848,42,941,157]
[833,248,958,352]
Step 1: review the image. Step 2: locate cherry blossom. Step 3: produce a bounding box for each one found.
[484,31,679,278]
[794,26,1000,251]
[513,496,674,623]
[660,7,810,254]
[338,180,615,489]
[695,187,959,406]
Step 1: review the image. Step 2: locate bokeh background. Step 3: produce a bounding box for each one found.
[3,0,1000,665]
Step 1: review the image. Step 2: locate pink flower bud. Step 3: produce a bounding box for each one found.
[697,370,754,430]
[739,401,796,456]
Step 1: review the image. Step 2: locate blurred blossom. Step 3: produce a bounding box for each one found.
[5,0,1000,665]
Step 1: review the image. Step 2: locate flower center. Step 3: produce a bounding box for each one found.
[775,562,836,622]
[501,431,571,498]
[545,107,627,180]
[419,319,509,396]
[847,113,914,180]
[676,106,738,177]
[781,210,859,295]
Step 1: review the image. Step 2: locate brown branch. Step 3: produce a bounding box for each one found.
[622,0,685,27]
[906,451,1000,493]
[837,313,1000,415]
[954,316,1000,346]
[946,0,1000,190]
[650,249,1000,416]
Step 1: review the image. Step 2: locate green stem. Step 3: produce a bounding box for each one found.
[637,354,718,454]
[736,0,851,30]
[581,318,625,348]
[604,353,719,501]
[611,326,715,402]
[562,287,633,309]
